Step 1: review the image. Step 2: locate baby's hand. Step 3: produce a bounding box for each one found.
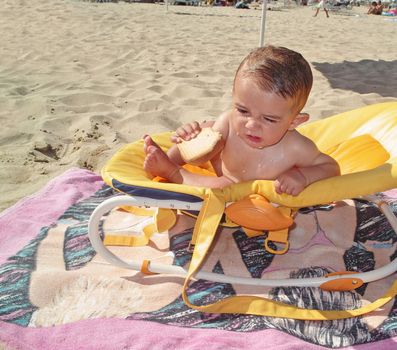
[171,121,201,143]
[274,167,307,196]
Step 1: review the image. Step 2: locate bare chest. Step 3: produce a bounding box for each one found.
[219,136,292,182]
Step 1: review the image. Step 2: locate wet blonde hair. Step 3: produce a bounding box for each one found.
[234,45,313,113]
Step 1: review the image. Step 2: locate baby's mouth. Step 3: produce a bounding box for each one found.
[246,134,262,143]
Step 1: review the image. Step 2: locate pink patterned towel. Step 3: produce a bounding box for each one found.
[1,168,397,349]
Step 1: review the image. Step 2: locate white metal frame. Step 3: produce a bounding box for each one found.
[88,194,397,288]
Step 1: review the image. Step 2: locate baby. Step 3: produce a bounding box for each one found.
[143,45,340,196]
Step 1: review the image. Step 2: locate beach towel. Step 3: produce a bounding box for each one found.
[1,168,397,349]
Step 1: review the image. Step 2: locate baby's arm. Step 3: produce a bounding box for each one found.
[299,152,340,185]
[274,136,340,196]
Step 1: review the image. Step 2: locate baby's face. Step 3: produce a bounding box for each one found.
[231,75,298,149]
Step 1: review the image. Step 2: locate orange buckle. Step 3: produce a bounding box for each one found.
[140,260,157,275]
[264,228,290,255]
[320,271,364,291]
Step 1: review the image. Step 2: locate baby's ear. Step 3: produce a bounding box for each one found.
[289,113,310,130]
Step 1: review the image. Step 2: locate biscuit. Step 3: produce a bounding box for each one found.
[177,128,222,162]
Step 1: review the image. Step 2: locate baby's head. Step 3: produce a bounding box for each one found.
[234,45,313,114]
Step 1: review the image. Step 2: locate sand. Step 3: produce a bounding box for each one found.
[0,0,396,211]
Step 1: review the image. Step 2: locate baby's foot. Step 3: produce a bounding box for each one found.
[143,136,179,181]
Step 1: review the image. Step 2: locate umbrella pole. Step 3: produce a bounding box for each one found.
[259,0,268,47]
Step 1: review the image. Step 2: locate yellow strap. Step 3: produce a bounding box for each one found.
[182,281,397,320]
[264,207,292,255]
[181,209,238,248]
[104,208,176,247]
[118,205,156,216]
[267,228,289,243]
[104,223,156,246]
[243,227,263,237]
[182,191,397,320]
[182,189,225,303]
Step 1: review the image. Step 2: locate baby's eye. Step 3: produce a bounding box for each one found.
[262,116,277,123]
[237,107,249,115]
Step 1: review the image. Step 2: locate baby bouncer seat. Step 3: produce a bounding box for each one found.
[89,102,397,320]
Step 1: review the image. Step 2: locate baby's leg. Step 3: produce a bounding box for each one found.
[143,136,179,181]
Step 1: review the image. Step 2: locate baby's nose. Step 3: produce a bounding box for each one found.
[245,117,258,129]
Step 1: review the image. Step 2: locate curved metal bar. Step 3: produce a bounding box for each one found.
[88,194,397,288]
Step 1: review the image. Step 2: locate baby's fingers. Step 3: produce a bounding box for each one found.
[274,179,294,195]
[171,127,189,143]
[276,181,303,196]
[170,134,182,143]
[183,122,201,139]
[175,123,201,141]
[274,179,283,194]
